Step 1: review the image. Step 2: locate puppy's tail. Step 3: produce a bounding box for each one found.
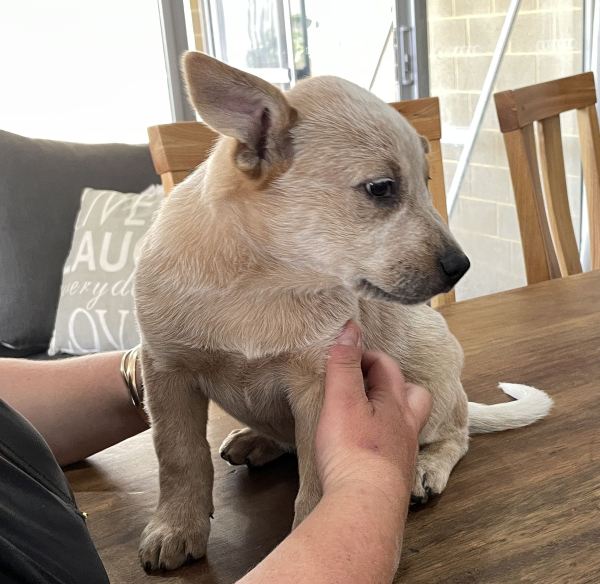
[468,383,553,434]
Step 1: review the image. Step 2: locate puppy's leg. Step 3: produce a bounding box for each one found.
[411,400,469,505]
[289,382,324,529]
[219,427,287,467]
[139,354,213,571]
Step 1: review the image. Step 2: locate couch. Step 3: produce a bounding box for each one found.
[0,129,160,360]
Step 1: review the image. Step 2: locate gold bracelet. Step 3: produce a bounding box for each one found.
[120,345,149,425]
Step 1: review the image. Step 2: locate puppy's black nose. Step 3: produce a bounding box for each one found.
[439,249,470,285]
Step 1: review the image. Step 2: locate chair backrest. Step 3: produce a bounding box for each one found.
[147,96,454,306]
[494,72,600,285]
[147,121,219,195]
[387,98,449,230]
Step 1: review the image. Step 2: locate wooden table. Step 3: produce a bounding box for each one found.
[66,270,600,584]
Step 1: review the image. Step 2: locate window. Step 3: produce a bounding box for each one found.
[428,0,585,299]
[195,0,400,102]
[0,0,172,144]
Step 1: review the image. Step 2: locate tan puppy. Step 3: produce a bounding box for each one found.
[135,52,552,571]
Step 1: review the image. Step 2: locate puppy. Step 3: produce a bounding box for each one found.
[135,52,552,571]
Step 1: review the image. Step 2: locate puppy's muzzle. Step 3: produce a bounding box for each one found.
[439,248,470,287]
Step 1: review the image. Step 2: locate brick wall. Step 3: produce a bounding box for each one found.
[429,0,583,299]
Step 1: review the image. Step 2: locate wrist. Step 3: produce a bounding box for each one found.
[322,472,412,521]
[317,482,408,573]
[321,452,416,507]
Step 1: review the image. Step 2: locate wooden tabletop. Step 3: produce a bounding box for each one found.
[66,270,600,584]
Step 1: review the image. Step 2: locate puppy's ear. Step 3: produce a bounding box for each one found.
[419,136,430,155]
[182,51,297,174]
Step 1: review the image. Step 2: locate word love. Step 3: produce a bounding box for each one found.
[65,307,137,353]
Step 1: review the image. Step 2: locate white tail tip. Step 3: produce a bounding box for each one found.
[468,383,553,435]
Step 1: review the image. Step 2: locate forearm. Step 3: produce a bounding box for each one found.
[239,484,409,584]
[0,353,148,466]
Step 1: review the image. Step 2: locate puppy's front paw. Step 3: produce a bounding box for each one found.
[139,511,210,572]
[219,427,286,467]
[410,457,450,507]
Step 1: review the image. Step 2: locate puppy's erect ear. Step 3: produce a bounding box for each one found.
[419,135,431,155]
[182,51,297,174]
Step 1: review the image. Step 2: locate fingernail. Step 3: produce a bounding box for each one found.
[337,321,360,347]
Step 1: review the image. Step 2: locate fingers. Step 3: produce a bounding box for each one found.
[325,324,433,433]
[405,383,433,433]
[361,350,406,406]
[324,321,365,407]
[362,352,432,430]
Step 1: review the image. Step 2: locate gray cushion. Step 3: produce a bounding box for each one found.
[0,350,71,362]
[0,130,160,356]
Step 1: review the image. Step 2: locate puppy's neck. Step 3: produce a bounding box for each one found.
[154,150,358,358]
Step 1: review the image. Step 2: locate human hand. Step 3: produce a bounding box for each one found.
[316,321,432,507]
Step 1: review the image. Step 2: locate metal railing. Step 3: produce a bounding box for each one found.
[446,0,522,216]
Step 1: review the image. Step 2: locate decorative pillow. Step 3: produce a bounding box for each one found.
[48,186,163,355]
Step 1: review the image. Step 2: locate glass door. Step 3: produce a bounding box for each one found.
[202,0,300,89]
[195,0,423,103]
[428,0,585,300]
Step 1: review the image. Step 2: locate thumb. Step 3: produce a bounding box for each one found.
[405,383,433,433]
[325,321,364,407]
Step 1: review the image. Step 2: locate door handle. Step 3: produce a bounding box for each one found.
[399,25,414,86]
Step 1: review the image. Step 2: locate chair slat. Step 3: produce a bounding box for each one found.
[425,140,448,222]
[390,97,454,306]
[426,138,455,306]
[502,125,561,284]
[577,104,600,271]
[162,170,191,195]
[148,122,218,175]
[389,99,449,223]
[389,98,442,140]
[537,115,583,276]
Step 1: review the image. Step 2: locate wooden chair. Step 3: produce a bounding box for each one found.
[148,96,455,306]
[494,72,600,285]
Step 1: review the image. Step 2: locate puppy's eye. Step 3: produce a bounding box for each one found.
[365,179,394,197]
